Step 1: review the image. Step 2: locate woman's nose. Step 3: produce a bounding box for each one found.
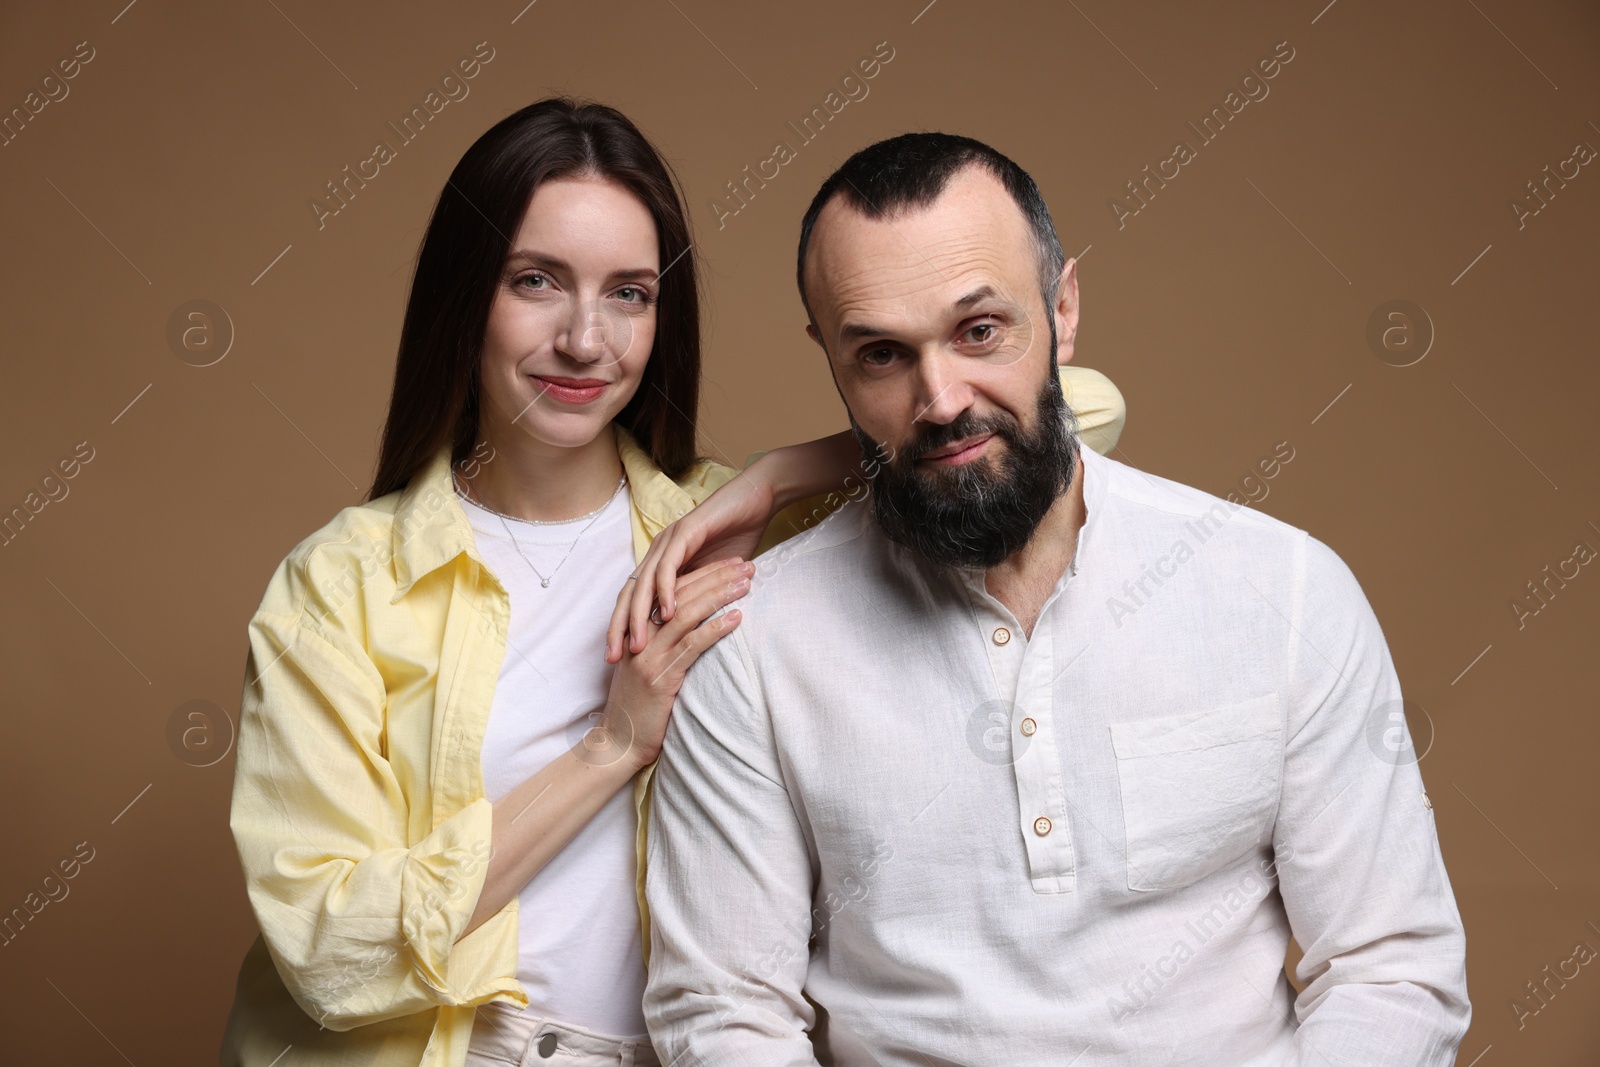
[563,298,633,368]
[557,299,609,364]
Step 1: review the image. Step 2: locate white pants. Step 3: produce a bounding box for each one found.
[465,1001,661,1067]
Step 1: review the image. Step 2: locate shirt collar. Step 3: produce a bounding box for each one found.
[613,422,694,534]
[388,423,696,601]
[389,446,482,602]
[1073,434,1109,578]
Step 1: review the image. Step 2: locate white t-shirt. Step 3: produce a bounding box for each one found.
[460,481,648,1039]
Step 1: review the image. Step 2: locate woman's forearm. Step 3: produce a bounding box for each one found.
[752,430,862,510]
[461,741,642,939]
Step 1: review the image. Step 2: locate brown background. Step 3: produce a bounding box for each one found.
[1,0,1596,1063]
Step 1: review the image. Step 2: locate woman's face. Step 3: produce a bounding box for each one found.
[479,175,660,453]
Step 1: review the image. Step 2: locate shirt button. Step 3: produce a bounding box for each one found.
[1421,791,1433,811]
[993,627,1011,645]
[1033,816,1052,836]
[1020,717,1037,737]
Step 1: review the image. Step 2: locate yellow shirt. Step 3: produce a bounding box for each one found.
[221,367,1125,1066]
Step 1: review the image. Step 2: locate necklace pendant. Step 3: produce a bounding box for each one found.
[540,577,551,588]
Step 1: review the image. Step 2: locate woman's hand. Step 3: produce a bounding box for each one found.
[606,469,777,661]
[601,556,754,770]
[467,559,751,938]
[605,431,860,662]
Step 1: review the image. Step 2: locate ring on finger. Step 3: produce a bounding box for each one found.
[649,602,665,626]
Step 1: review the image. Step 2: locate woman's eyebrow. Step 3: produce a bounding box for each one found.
[504,249,658,281]
[505,248,560,267]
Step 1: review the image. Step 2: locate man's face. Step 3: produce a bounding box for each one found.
[803,166,1082,568]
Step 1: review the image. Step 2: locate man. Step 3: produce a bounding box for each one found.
[642,133,1470,1065]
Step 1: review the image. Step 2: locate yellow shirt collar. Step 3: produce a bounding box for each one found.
[387,423,698,601]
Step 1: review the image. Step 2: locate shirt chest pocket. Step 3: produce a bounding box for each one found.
[1109,692,1283,892]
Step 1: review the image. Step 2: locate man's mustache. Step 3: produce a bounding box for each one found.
[897,411,1020,466]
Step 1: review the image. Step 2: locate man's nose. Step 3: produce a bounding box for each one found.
[911,351,972,425]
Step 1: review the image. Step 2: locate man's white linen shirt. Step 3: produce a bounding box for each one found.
[643,438,1470,1067]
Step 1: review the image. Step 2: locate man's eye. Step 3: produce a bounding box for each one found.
[965,323,1000,345]
[860,346,898,366]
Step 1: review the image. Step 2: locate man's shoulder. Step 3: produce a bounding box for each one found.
[746,495,878,595]
[679,499,877,687]
[1091,448,1367,607]
[1095,449,1290,528]
[1091,447,1307,552]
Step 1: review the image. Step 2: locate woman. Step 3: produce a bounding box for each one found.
[220,98,1125,1067]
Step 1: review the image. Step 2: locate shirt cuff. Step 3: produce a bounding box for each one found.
[400,796,526,1007]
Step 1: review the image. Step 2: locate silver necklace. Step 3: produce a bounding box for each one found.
[453,470,626,589]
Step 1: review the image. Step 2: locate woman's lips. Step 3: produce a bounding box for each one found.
[533,375,608,405]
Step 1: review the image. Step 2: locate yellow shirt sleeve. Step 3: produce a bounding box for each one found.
[1059,364,1126,456]
[230,530,520,1032]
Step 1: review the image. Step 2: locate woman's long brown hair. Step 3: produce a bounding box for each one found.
[368,98,702,500]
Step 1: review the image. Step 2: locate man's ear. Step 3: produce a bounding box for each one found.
[806,323,825,350]
[1053,257,1080,366]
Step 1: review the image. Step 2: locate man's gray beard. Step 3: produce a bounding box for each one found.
[851,368,1079,570]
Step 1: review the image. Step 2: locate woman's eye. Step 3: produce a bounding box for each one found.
[514,272,548,291]
[616,285,650,304]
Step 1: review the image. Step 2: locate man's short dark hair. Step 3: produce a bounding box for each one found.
[795,132,1067,327]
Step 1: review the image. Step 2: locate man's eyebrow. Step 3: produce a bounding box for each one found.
[504,249,659,281]
[838,320,890,344]
[838,287,1011,347]
[953,284,1001,309]
[838,284,1006,344]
